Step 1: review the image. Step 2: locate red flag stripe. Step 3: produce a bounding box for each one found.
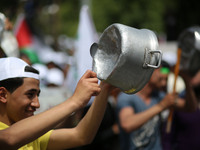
[14,14,32,48]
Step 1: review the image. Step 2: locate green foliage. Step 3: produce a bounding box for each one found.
[0,0,177,37]
[57,0,80,37]
[91,0,165,33]
[35,0,80,37]
[1,0,200,40]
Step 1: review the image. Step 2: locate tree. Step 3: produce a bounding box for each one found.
[91,0,165,34]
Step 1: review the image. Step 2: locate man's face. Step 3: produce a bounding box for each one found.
[150,68,169,91]
[6,78,40,124]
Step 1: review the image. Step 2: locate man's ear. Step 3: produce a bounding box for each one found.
[0,87,8,103]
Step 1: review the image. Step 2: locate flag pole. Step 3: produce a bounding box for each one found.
[166,47,182,133]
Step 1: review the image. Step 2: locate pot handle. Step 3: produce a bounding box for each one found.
[90,43,98,58]
[143,49,162,69]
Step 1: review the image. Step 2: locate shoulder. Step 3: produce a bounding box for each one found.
[17,130,53,150]
[37,130,53,149]
[117,93,141,109]
[118,92,139,100]
[118,93,138,103]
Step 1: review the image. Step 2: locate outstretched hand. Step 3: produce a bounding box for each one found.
[159,93,178,110]
[72,70,101,108]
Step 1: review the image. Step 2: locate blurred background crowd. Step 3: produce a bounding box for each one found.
[1,0,200,150]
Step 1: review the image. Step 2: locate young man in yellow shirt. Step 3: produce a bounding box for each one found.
[0,57,113,150]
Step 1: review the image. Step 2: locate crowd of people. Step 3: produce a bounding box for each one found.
[0,12,200,150]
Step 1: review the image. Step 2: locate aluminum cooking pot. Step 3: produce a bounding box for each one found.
[90,23,162,94]
[178,26,200,75]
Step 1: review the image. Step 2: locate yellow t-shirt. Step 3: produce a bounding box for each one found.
[0,121,52,150]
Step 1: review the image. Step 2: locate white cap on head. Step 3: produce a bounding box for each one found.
[0,57,39,81]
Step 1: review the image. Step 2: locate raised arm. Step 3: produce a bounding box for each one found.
[47,81,113,150]
[119,93,177,133]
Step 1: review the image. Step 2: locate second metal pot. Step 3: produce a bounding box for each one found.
[178,26,200,75]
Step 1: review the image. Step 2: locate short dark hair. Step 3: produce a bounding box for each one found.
[161,60,170,68]
[0,78,24,93]
[0,65,39,93]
